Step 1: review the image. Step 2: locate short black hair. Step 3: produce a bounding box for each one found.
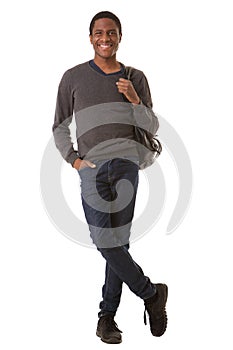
[89,11,122,35]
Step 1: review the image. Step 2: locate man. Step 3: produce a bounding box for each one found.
[53,11,168,344]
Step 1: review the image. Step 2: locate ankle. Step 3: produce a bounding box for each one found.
[144,291,157,304]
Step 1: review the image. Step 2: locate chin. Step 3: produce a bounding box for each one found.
[97,52,114,59]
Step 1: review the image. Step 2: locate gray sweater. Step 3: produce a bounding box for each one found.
[53,61,157,165]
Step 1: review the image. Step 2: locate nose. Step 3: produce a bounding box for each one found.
[101,32,111,41]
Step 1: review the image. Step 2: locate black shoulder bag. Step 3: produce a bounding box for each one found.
[126,66,162,170]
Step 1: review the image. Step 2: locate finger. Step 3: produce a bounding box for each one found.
[116,83,131,93]
[116,81,125,88]
[116,80,131,87]
[117,88,129,96]
[85,160,96,168]
[117,83,128,90]
[118,78,129,82]
[118,78,132,86]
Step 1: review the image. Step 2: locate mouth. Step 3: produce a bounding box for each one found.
[98,43,113,49]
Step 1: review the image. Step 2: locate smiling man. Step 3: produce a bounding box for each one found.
[90,18,121,64]
[53,11,168,344]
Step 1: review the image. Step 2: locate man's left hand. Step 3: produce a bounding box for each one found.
[116,78,140,104]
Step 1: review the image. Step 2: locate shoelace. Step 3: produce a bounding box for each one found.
[144,309,147,325]
[144,307,167,329]
[102,316,122,333]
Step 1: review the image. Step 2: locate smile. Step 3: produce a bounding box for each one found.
[98,43,113,48]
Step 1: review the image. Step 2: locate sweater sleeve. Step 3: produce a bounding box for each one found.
[131,69,159,135]
[52,70,80,165]
[136,73,153,109]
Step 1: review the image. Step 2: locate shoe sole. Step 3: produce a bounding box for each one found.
[151,283,168,337]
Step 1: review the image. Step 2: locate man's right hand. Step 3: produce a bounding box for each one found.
[72,158,96,170]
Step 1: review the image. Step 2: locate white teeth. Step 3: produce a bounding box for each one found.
[99,44,111,48]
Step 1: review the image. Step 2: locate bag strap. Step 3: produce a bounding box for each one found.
[125,66,133,80]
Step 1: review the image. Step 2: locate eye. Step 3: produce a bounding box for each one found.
[108,31,117,36]
[94,31,102,36]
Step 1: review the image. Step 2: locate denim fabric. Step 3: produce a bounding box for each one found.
[78,157,139,248]
[97,244,156,317]
[78,157,156,316]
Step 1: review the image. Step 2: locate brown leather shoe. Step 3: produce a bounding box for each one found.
[96,315,122,344]
[144,283,168,337]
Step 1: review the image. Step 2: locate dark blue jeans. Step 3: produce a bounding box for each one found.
[78,158,156,317]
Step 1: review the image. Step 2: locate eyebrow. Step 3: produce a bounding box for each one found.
[94,28,117,32]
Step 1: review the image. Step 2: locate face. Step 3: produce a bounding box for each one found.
[90,18,122,60]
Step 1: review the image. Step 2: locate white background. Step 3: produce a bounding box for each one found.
[1,0,233,348]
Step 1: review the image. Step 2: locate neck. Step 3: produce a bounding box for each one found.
[93,56,121,74]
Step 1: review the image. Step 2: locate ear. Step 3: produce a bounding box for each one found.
[119,34,122,43]
[89,35,93,44]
